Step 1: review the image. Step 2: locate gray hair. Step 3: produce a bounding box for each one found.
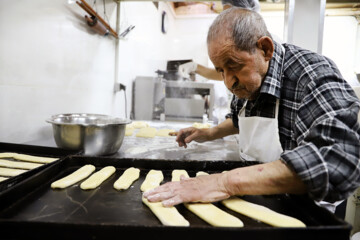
[221,0,261,12]
[207,7,272,53]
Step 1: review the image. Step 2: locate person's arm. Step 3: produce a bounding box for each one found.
[196,64,222,81]
[178,62,222,81]
[143,160,307,207]
[176,118,238,148]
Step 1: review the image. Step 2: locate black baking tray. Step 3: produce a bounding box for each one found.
[0,155,351,240]
[0,142,80,192]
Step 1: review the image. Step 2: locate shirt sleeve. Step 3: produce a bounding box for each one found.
[280,78,360,202]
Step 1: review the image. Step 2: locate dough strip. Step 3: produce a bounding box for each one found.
[51,164,96,189]
[80,166,116,190]
[142,170,189,226]
[222,197,306,227]
[172,170,243,227]
[113,167,140,190]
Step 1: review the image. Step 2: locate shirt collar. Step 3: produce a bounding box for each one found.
[259,41,284,98]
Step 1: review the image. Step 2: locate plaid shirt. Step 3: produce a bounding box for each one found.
[227,41,360,202]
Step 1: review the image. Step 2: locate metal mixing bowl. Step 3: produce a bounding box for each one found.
[46,113,131,156]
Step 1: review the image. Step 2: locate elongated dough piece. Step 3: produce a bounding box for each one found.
[171,169,190,182]
[113,167,140,190]
[142,170,189,226]
[0,159,43,170]
[184,202,243,227]
[0,152,58,163]
[142,197,189,226]
[140,170,163,192]
[80,166,116,190]
[136,127,157,138]
[51,165,96,189]
[196,171,209,176]
[171,170,243,227]
[222,197,306,227]
[0,167,27,177]
[0,177,8,182]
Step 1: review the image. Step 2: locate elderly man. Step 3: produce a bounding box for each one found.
[144,8,360,207]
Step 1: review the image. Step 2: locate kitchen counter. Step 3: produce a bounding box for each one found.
[25,120,241,162]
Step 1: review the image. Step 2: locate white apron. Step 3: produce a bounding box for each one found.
[237,99,283,163]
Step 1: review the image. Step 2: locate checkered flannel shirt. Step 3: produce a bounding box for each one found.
[227,41,360,202]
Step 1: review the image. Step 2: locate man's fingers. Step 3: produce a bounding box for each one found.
[146,191,174,202]
[162,195,183,207]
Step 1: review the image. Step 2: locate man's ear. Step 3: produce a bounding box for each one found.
[256,37,274,61]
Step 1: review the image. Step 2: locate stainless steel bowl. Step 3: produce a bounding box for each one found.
[46,113,131,156]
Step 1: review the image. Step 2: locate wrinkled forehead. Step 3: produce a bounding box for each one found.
[207,35,234,61]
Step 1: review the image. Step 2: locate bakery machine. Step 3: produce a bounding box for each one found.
[132,76,214,122]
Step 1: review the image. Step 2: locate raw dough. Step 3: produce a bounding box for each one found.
[113,167,140,190]
[221,197,306,227]
[171,170,243,227]
[0,152,58,163]
[143,169,189,226]
[171,169,189,182]
[80,166,116,190]
[0,159,43,170]
[51,164,96,189]
[196,171,209,176]
[192,122,211,129]
[140,170,163,192]
[184,202,244,227]
[0,177,8,182]
[136,127,157,138]
[142,197,190,226]
[156,129,175,137]
[125,128,134,136]
[0,167,27,177]
[131,121,149,129]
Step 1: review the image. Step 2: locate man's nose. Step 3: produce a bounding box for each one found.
[223,70,236,90]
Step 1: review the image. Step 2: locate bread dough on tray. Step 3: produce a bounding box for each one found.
[142,197,190,226]
[80,166,116,190]
[51,164,96,189]
[136,127,157,138]
[142,170,189,227]
[184,202,244,227]
[140,170,163,192]
[171,170,243,227]
[222,197,306,227]
[0,152,58,164]
[171,169,189,182]
[0,167,27,177]
[113,167,140,190]
[0,177,8,182]
[0,159,43,170]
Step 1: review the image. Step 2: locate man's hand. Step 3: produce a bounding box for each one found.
[143,173,230,207]
[176,127,210,148]
[178,62,197,78]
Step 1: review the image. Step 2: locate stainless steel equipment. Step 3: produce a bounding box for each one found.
[133,76,214,121]
[46,113,131,156]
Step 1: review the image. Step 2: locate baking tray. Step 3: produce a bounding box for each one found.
[0,155,351,240]
[0,142,80,192]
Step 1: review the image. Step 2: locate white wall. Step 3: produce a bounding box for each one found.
[0,0,118,143]
[323,16,360,86]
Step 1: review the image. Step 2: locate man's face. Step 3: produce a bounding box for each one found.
[208,38,269,100]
